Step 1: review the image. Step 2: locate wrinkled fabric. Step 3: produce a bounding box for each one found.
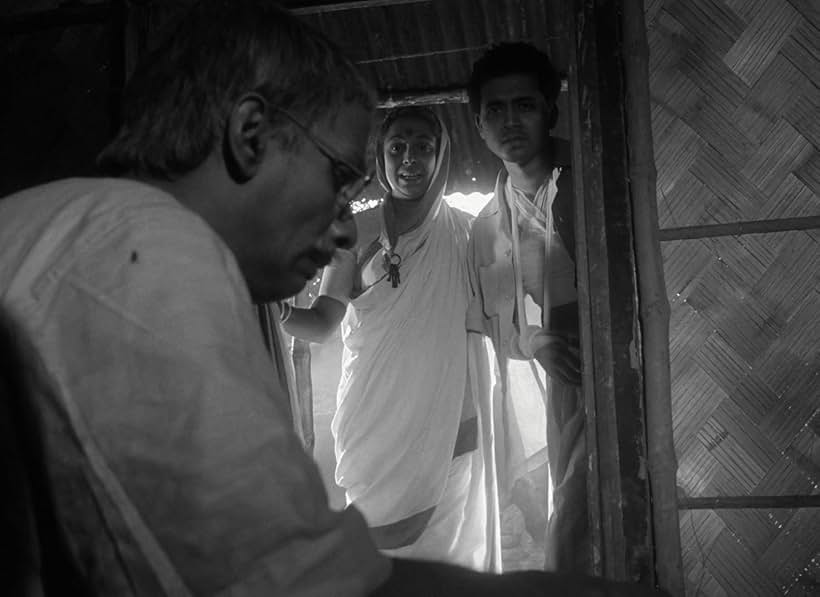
[321,116,499,570]
[467,152,590,573]
[0,178,390,596]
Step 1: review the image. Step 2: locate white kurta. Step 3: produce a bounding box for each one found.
[0,178,389,596]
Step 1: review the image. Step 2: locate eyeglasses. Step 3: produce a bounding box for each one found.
[271,106,373,209]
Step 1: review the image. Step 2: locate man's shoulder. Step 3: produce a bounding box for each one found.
[0,177,230,287]
[0,177,189,231]
[474,193,501,221]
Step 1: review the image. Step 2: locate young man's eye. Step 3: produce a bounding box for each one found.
[518,101,536,111]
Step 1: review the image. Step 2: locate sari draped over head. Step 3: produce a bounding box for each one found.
[330,109,497,569]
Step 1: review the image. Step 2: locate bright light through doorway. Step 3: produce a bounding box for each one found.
[444,191,494,216]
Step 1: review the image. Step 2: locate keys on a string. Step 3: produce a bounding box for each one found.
[383,251,402,288]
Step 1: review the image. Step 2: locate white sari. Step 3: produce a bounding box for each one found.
[326,116,498,570]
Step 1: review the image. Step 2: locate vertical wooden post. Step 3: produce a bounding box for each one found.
[622,0,685,595]
[565,0,655,586]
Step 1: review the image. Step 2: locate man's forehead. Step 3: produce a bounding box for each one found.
[480,73,541,103]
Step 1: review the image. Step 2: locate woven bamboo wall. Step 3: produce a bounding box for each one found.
[646,1,819,595]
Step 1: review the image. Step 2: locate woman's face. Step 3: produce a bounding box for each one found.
[382,115,438,201]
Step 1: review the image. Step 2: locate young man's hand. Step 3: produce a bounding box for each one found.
[534,336,582,386]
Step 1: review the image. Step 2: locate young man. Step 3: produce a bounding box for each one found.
[0,3,665,593]
[467,42,589,573]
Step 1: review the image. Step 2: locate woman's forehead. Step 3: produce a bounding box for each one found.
[384,115,437,139]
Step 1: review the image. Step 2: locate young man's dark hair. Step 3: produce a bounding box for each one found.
[467,42,562,115]
[97,0,374,180]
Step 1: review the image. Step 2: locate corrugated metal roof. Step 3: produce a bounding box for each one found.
[287,0,567,195]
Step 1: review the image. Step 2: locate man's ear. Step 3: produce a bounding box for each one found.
[474,113,486,139]
[547,103,559,130]
[223,93,271,182]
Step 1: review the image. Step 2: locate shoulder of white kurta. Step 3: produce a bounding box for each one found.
[440,202,475,245]
[474,193,501,220]
[48,179,252,350]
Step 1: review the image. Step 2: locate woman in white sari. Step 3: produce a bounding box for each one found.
[284,107,499,571]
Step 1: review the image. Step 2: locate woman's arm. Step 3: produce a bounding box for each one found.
[281,248,356,343]
[282,295,347,343]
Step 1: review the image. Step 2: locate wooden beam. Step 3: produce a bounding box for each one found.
[358,44,496,65]
[378,87,468,109]
[377,81,569,109]
[679,495,820,510]
[659,216,820,241]
[290,0,431,16]
[565,0,657,588]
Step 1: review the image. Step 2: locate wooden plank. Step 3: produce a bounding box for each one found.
[565,0,656,587]
[564,0,605,578]
[376,81,569,108]
[659,216,820,241]
[680,495,820,509]
[290,0,431,16]
[378,87,469,108]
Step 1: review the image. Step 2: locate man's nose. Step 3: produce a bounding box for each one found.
[402,147,416,164]
[329,208,357,250]
[504,105,520,126]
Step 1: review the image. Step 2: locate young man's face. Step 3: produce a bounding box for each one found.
[475,73,554,167]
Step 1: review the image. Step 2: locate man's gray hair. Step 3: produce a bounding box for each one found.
[98,0,375,179]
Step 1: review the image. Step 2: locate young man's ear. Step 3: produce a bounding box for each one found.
[474,113,486,140]
[223,93,272,182]
[546,103,559,130]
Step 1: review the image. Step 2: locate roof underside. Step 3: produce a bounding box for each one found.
[287,0,569,196]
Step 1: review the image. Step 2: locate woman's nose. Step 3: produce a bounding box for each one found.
[402,149,415,164]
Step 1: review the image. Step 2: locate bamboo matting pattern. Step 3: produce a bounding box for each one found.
[646,1,819,595]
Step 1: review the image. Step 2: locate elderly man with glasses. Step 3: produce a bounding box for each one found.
[0,2,378,594]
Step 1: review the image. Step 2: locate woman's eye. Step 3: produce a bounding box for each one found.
[389,143,404,154]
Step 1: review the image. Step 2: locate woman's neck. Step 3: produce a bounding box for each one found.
[383,192,437,248]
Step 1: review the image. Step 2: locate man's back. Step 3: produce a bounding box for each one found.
[0,178,390,595]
